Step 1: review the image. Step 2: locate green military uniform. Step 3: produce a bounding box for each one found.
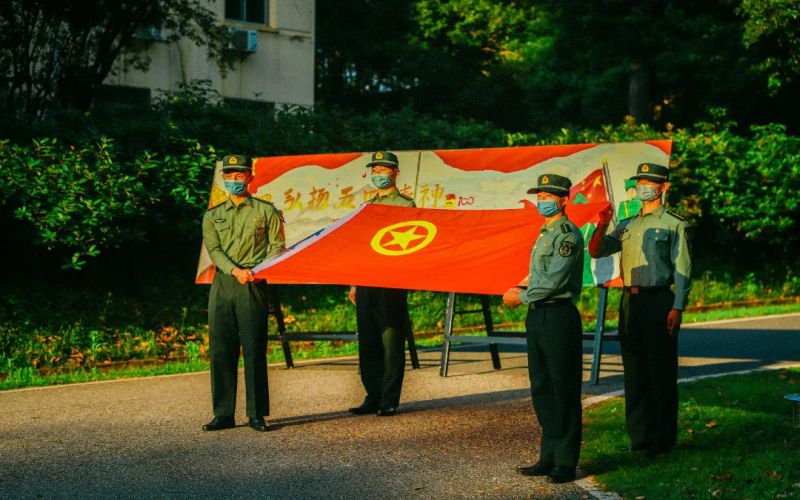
[520,174,585,469]
[355,152,415,411]
[202,155,285,420]
[591,163,691,453]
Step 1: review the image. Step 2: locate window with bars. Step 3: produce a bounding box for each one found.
[225,0,267,24]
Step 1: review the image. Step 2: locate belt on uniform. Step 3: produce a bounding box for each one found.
[623,286,670,295]
[528,298,573,310]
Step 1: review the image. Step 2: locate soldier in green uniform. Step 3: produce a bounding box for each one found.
[503,173,585,484]
[589,163,691,457]
[348,151,415,417]
[201,155,286,432]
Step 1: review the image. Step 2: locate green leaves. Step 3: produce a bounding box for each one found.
[0,137,215,270]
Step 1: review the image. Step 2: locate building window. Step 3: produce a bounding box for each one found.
[225,0,267,24]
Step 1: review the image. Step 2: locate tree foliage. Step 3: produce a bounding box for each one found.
[739,0,800,93]
[0,0,232,117]
[316,0,800,131]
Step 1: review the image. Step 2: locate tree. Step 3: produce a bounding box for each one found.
[0,0,233,118]
[738,0,800,94]
[315,0,419,110]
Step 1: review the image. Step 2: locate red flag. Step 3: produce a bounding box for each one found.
[253,202,609,295]
[570,168,608,205]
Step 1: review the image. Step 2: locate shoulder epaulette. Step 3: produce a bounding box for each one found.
[398,193,414,201]
[253,197,277,209]
[561,223,571,234]
[666,209,686,221]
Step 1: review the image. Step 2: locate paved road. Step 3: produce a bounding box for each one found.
[1,313,798,499]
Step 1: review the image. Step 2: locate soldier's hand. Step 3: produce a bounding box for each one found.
[348,286,357,306]
[502,288,523,308]
[232,267,254,284]
[598,205,613,226]
[667,309,682,337]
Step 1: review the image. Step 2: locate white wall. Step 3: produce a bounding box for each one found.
[104,0,315,107]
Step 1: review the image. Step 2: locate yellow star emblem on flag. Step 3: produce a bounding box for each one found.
[371,221,437,256]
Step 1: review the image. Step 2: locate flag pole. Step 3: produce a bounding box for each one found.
[601,159,616,217]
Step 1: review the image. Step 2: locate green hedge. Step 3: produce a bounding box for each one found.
[1,83,798,273]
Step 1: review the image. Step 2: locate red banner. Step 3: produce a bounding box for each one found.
[253,201,609,295]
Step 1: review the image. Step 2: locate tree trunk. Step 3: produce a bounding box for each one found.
[628,60,650,123]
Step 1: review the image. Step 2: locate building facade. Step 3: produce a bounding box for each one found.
[104,0,315,108]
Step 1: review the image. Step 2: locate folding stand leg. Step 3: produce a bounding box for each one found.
[590,287,609,384]
[267,285,294,369]
[406,328,420,369]
[480,295,501,370]
[439,292,457,377]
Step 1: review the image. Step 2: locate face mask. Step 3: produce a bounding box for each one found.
[635,184,661,202]
[224,180,248,196]
[536,200,561,217]
[371,174,395,189]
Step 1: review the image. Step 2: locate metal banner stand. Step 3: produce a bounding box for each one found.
[438,287,617,384]
[264,285,420,370]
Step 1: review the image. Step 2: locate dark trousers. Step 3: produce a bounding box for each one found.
[619,289,678,450]
[525,301,583,467]
[355,286,411,408]
[208,272,270,418]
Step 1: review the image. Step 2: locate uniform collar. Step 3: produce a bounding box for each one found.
[640,204,665,219]
[541,213,567,232]
[374,188,399,201]
[224,195,252,210]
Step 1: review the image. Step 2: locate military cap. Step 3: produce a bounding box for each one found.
[366,151,399,169]
[527,173,572,196]
[630,163,669,183]
[221,155,251,173]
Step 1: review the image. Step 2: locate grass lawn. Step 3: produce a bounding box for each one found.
[582,367,800,499]
[2,302,799,391]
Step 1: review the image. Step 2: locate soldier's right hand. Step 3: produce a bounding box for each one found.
[598,205,613,225]
[232,267,254,284]
[348,286,357,306]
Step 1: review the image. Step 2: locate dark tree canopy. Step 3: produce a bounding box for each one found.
[0,0,233,117]
[315,0,800,132]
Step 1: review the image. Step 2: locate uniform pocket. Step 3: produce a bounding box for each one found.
[213,220,231,232]
[644,229,670,259]
[248,220,267,244]
[537,243,555,272]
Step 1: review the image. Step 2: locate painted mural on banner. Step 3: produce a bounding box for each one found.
[196,141,672,288]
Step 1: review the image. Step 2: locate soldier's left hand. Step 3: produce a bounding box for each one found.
[502,288,523,307]
[667,309,682,337]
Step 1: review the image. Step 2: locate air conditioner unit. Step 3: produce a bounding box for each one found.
[133,26,163,41]
[229,29,258,53]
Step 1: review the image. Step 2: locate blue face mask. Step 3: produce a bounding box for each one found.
[536,200,561,217]
[635,184,661,202]
[371,174,395,189]
[224,180,248,196]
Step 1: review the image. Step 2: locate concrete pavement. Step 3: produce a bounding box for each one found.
[1,313,798,499]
